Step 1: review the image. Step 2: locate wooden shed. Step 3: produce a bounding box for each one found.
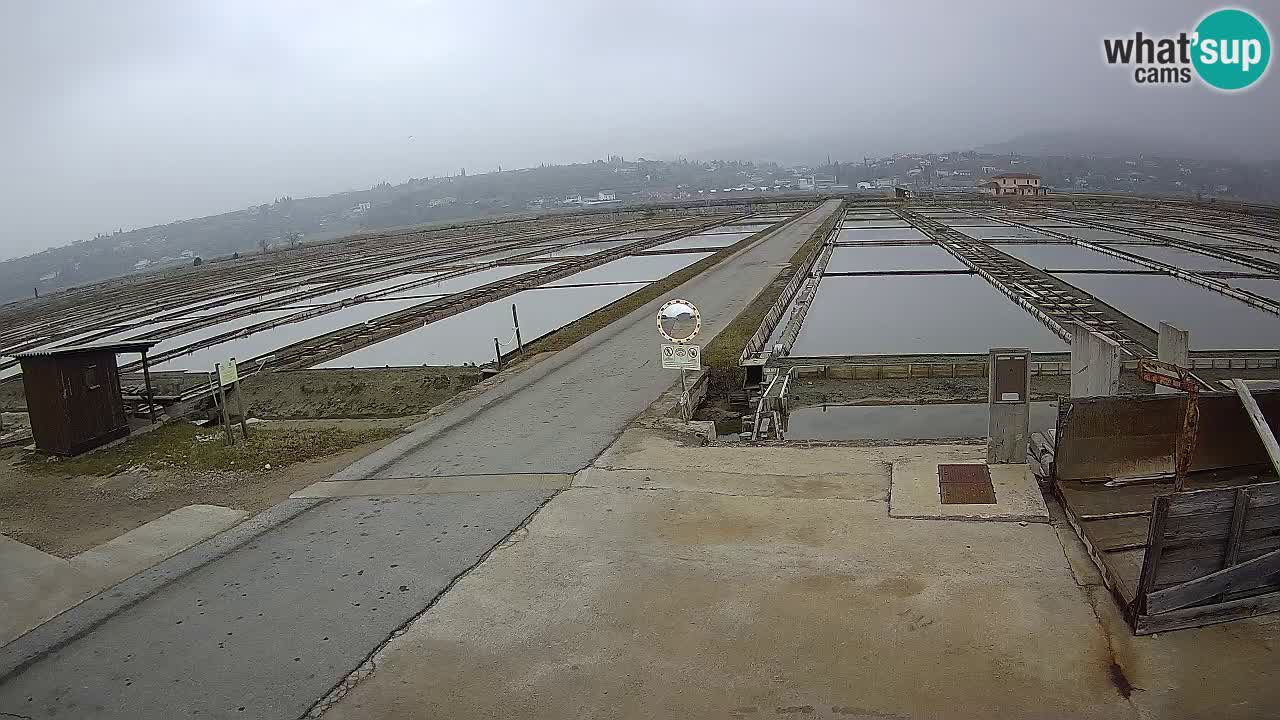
[11,341,159,456]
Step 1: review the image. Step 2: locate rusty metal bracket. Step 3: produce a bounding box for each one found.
[1138,359,1200,491]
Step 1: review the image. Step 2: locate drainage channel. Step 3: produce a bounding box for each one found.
[895,207,1156,357]
[963,205,1280,317]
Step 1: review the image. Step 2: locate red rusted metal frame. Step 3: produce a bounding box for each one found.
[1138,359,1201,491]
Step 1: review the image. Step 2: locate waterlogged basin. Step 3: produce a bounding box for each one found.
[790,274,1066,356]
[313,282,648,367]
[786,401,1059,441]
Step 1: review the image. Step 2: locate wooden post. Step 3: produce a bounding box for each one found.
[230,357,249,441]
[233,382,249,441]
[512,303,523,353]
[1232,378,1280,479]
[215,363,234,446]
[141,349,158,424]
[494,338,502,370]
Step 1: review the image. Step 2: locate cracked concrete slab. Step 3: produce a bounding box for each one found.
[0,492,554,720]
[889,459,1049,522]
[318,424,1280,719]
[317,485,1129,719]
[1,505,248,647]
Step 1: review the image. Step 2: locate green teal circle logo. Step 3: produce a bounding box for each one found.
[1193,8,1270,90]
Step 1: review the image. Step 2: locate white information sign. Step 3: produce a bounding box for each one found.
[217,360,239,387]
[661,343,701,371]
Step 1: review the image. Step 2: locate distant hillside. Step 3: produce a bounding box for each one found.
[0,158,786,304]
[976,128,1250,162]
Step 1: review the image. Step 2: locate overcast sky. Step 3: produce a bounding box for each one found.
[2,1,1277,259]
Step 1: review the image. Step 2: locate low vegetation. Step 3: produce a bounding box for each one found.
[701,202,843,370]
[19,421,399,477]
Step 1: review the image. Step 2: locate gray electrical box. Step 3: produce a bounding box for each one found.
[991,351,1029,404]
[988,348,1031,464]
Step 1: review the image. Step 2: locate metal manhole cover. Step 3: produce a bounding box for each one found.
[938,464,991,485]
[940,482,997,504]
[938,463,996,505]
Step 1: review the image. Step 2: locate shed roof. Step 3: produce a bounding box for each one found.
[10,340,160,360]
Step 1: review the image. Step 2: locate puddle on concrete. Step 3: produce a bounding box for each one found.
[825,245,965,273]
[1056,272,1280,349]
[790,274,1067,356]
[786,401,1060,441]
[991,243,1144,271]
[838,228,926,242]
[313,282,649,367]
[542,252,712,287]
[1103,244,1261,273]
[153,299,426,371]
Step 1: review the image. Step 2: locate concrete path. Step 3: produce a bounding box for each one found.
[1,505,248,647]
[319,422,1280,720]
[0,200,841,720]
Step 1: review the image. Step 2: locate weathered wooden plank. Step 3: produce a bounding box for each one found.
[1224,488,1250,569]
[1060,476,1273,519]
[1136,496,1170,613]
[1234,379,1280,480]
[1166,480,1280,518]
[1161,529,1280,563]
[1135,590,1280,634]
[1059,480,1162,517]
[1163,503,1280,544]
[1146,547,1280,614]
[1054,479,1140,605]
[1100,548,1144,602]
[1156,534,1280,586]
[1082,516,1150,551]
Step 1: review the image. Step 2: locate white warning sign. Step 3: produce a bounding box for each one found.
[661,343,701,371]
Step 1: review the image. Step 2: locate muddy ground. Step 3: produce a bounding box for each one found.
[0,417,415,557]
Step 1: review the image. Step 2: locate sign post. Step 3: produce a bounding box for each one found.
[214,362,234,446]
[657,298,703,420]
[225,357,250,441]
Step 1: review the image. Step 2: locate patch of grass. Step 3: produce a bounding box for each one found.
[517,217,797,358]
[701,202,844,370]
[19,421,398,477]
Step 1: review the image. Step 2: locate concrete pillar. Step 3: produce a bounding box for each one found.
[1070,324,1121,398]
[1156,322,1190,395]
[988,347,1031,465]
